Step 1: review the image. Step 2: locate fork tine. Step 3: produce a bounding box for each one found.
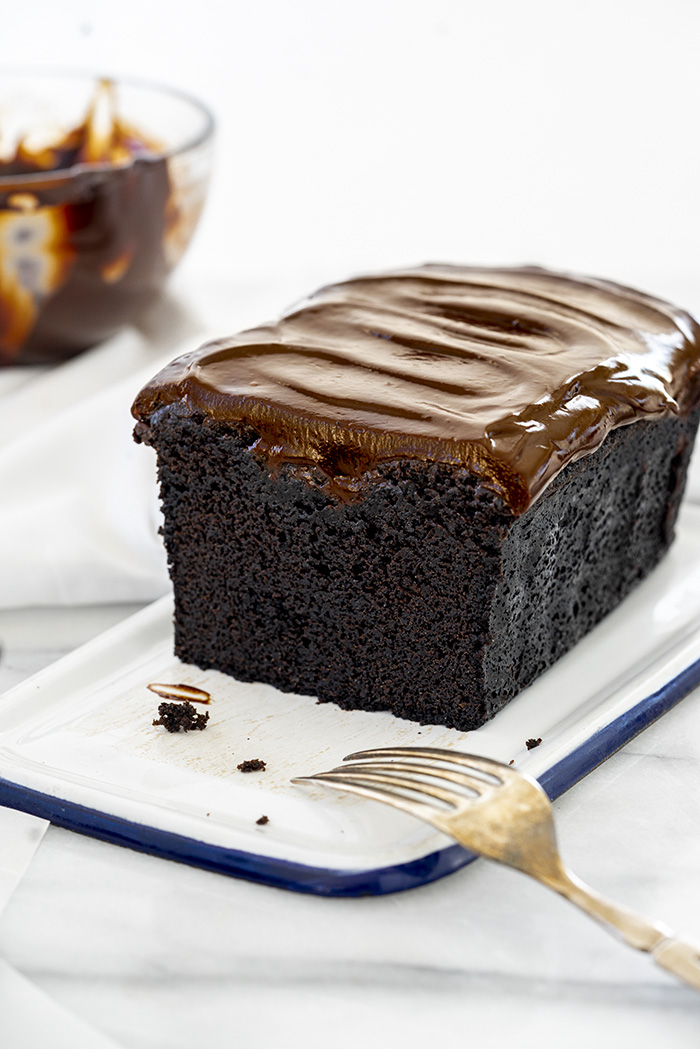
[339,760,495,797]
[293,772,446,823]
[322,767,465,808]
[344,747,510,781]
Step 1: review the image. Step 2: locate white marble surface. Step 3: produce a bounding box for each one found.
[1,602,700,1047]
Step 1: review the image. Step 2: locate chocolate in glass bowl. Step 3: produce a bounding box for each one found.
[0,72,214,365]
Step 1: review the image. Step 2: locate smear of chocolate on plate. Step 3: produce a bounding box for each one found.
[148,682,211,704]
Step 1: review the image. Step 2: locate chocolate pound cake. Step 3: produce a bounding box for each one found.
[132,266,700,730]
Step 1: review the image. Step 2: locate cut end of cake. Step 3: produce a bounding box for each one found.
[133,265,700,731]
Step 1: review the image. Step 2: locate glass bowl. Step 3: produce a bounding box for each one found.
[0,70,215,365]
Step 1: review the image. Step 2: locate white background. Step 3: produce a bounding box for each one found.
[5,0,699,312]
[2,6,700,1046]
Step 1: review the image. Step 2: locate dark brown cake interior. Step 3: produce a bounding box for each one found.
[136,407,698,731]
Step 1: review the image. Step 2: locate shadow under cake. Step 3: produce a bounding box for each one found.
[132,265,700,731]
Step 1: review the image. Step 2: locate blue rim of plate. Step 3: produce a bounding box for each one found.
[1,653,699,897]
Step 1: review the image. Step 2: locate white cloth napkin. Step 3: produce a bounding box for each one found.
[0,808,48,923]
[0,960,125,1049]
[0,304,210,610]
[0,819,123,1049]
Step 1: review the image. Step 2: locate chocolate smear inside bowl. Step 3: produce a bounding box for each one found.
[0,72,214,365]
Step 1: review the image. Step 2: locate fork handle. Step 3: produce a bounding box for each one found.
[546,867,700,991]
[651,937,700,989]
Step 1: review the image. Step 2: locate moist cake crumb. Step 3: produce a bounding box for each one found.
[152,701,209,733]
[238,759,267,772]
[525,737,542,750]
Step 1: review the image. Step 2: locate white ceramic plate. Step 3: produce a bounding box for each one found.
[3,506,700,896]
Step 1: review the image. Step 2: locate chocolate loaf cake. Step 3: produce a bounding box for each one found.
[132,266,700,730]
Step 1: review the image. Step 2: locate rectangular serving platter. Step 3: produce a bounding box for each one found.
[3,505,700,896]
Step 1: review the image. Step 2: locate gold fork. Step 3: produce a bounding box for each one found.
[294,746,700,992]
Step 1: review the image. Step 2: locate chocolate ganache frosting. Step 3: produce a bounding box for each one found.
[132,265,700,514]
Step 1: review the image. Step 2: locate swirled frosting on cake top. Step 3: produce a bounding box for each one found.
[132,265,700,514]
